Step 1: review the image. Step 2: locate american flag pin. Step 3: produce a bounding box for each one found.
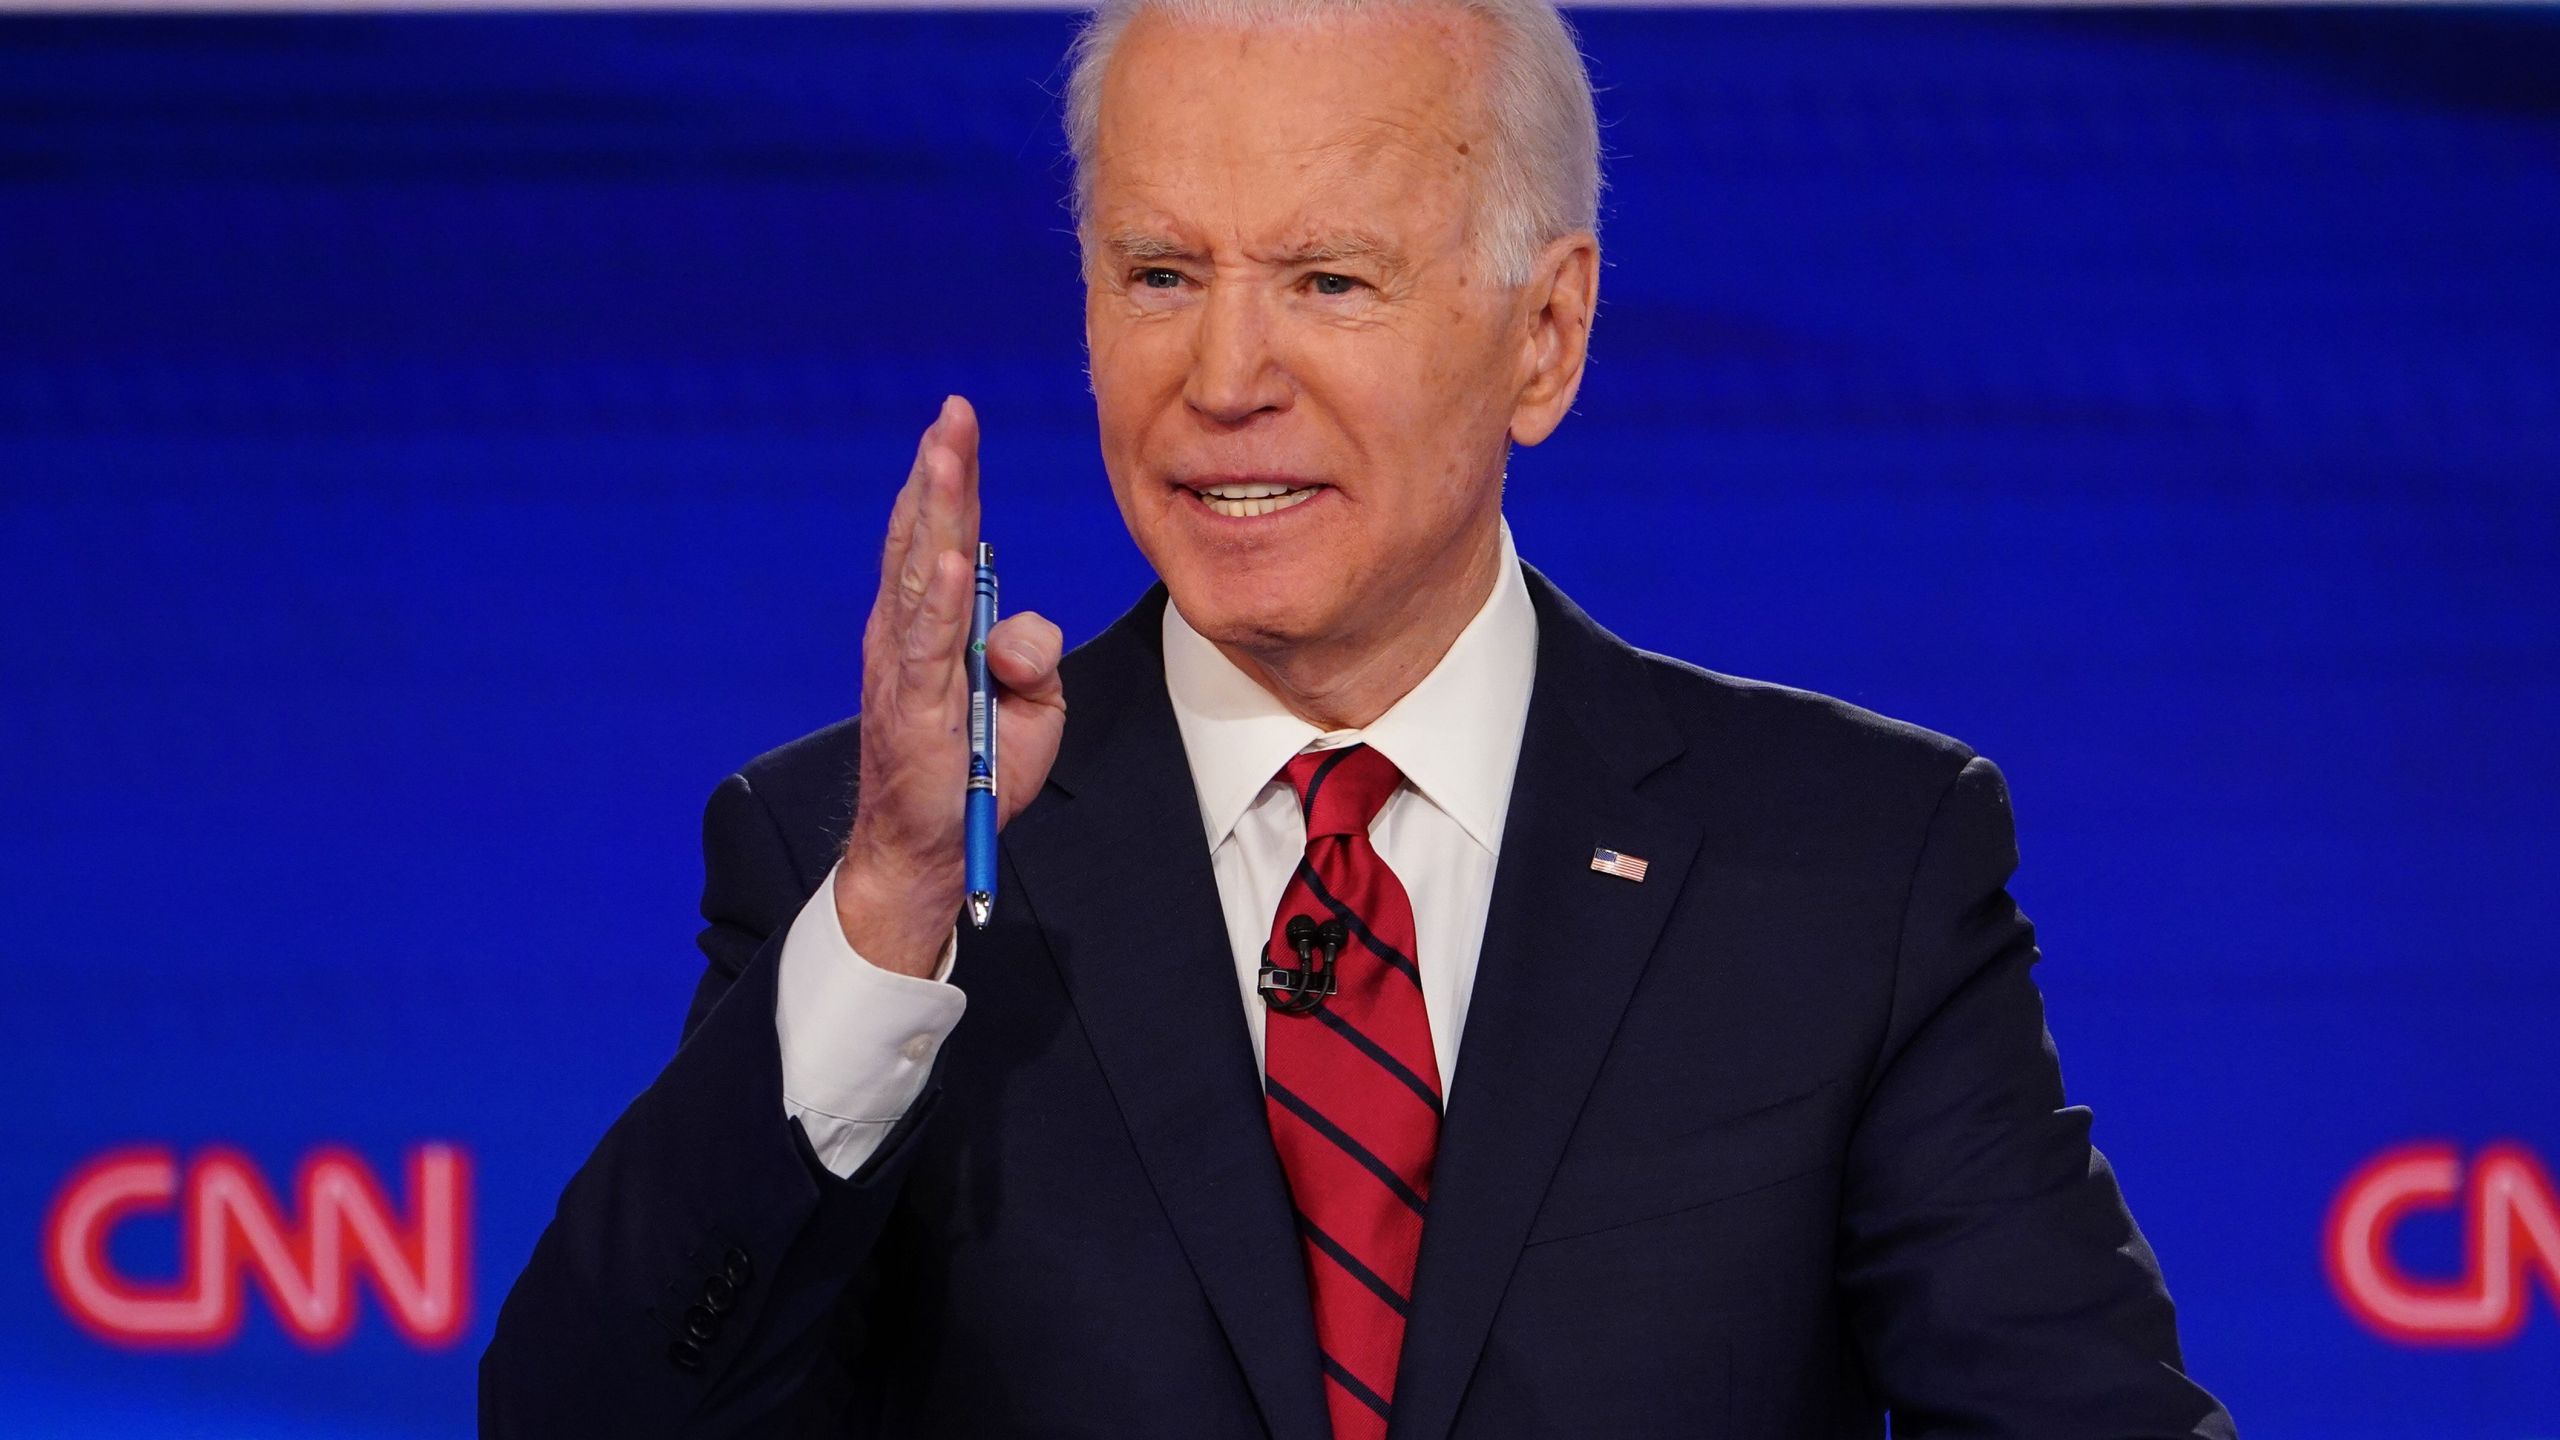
[1589,847,1649,883]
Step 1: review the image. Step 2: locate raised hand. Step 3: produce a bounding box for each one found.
[832,396,1067,976]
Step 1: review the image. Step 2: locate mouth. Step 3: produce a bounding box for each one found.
[1176,477,1330,521]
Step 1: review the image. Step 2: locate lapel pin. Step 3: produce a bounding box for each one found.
[1589,847,1649,883]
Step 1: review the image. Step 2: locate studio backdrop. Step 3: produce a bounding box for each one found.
[3,5,2556,1436]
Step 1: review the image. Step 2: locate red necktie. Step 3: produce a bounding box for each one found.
[1262,744,1442,1440]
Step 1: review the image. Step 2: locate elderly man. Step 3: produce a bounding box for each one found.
[483,0,2233,1435]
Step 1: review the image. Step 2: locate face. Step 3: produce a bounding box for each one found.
[1083,4,1594,664]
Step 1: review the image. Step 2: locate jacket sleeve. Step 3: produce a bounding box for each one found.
[479,769,937,1438]
[1838,756,2236,1439]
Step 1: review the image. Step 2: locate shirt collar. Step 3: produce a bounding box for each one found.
[1162,520,1539,855]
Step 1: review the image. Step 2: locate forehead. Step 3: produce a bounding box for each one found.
[1087,7,1489,245]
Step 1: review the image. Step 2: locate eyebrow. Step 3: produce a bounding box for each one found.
[1100,229,1405,269]
[1103,231,1197,263]
[1281,233,1400,268]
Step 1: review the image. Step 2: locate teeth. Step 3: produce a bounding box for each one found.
[1198,485,1319,519]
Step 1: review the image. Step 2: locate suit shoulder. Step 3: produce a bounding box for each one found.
[731,715,858,795]
[1631,649,1978,794]
[718,716,861,877]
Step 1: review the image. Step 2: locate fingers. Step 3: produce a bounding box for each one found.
[874,395,982,623]
[874,411,940,614]
[894,548,972,725]
[919,397,981,589]
[986,611,1065,707]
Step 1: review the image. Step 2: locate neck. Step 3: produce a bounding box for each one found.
[1210,524,1505,731]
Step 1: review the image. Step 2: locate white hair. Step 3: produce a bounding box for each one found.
[1063,0,1601,287]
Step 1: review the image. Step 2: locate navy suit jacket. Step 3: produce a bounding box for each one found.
[483,566,2234,1438]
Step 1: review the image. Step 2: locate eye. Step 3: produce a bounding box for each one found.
[1136,268,1185,290]
[1306,272,1361,297]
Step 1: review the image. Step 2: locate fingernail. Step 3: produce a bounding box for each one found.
[941,395,963,424]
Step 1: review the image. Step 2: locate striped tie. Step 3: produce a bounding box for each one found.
[1262,743,1440,1440]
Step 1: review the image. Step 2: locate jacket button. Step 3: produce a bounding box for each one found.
[701,1273,737,1315]
[666,1338,704,1372]
[684,1305,720,1343]
[722,1248,753,1288]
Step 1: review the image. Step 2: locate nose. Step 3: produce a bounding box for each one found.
[1183,280,1292,425]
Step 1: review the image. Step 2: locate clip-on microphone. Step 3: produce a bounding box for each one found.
[1259,914,1347,1013]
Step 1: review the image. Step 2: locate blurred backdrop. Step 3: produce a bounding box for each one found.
[3,4,2556,1435]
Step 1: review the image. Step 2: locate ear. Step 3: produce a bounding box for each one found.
[1506,232,1600,448]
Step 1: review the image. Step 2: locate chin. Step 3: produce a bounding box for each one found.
[1162,565,1338,652]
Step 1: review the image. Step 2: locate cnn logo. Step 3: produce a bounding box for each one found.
[42,1144,471,1349]
[2325,1140,2560,1345]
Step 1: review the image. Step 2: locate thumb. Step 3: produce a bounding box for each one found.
[986,612,1064,707]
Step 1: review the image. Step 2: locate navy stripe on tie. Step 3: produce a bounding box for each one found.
[1322,1353,1395,1422]
[1312,1004,1442,1116]
[1297,744,1356,822]
[1265,1076,1429,1216]
[1293,858,1421,986]
[1295,1209,1412,1318]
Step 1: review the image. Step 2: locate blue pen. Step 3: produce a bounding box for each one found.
[965,542,1000,929]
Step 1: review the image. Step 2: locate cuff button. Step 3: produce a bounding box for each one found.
[684,1304,720,1342]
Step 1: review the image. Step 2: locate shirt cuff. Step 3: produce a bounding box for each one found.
[774,859,966,1178]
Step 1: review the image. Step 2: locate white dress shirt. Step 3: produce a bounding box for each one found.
[776,524,1539,1178]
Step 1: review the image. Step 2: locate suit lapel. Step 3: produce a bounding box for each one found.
[1388,568,1705,1440]
[1001,589,1332,1440]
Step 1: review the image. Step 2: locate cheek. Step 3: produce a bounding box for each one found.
[1337,328,1510,498]
[1429,311,1515,419]
[1090,321,1187,453]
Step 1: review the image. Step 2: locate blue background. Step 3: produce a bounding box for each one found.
[4,6,2556,1435]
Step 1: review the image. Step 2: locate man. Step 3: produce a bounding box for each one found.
[483,0,2234,1434]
